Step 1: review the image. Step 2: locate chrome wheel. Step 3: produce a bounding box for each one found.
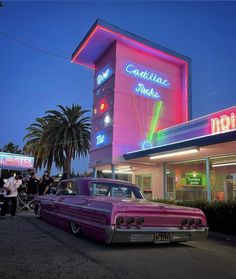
[70,221,81,235]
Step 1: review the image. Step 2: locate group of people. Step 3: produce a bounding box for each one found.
[0,170,54,219]
[27,171,54,196]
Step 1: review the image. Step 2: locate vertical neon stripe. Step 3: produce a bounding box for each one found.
[147,101,163,142]
[132,95,145,139]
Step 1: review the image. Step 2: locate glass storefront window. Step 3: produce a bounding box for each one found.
[210,155,236,201]
[166,160,207,201]
[135,174,152,200]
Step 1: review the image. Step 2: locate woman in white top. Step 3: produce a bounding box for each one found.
[1,174,23,218]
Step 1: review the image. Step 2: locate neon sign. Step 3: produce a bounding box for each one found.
[0,152,34,170]
[147,101,163,142]
[142,141,153,149]
[96,134,105,145]
[99,101,108,112]
[211,113,236,134]
[135,83,160,100]
[125,64,170,88]
[96,64,113,86]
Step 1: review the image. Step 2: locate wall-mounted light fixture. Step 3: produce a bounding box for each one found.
[212,162,236,168]
[150,148,199,160]
[102,169,133,174]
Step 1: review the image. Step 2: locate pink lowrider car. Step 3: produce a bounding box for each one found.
[34,177,208,244]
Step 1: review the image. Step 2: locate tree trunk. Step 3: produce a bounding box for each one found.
[46,152,53,175]
[64,156,72,178]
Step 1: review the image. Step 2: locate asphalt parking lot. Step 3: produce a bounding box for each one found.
[0,211,236,279]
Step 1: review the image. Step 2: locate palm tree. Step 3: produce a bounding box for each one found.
[24,104,91,178]
[24,117,54,173]
[0,142,23,154]
[44,105,91,177]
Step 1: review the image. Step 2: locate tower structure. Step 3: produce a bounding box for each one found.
[72,19,191,172]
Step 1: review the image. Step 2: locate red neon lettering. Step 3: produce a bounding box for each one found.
[1,157,33,168]
[211,112,236,134]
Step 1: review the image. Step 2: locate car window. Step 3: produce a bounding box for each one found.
[89,182,144,199]
[56,181,76,195]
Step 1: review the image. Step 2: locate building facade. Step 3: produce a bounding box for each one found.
[72,19,236,202]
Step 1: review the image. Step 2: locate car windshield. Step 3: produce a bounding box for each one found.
[89,182,144,199]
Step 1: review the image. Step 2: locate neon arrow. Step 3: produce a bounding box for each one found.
[146,101,163,142]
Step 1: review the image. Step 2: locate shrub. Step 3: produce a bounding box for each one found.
[152,198,236,235]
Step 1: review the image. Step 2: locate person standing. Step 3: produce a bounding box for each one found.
[38,171,54,195]
[27,172,40,196]
[0,173,23,218]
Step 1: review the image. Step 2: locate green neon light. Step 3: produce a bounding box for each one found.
[156,130,166,141]
[147,101,163,142]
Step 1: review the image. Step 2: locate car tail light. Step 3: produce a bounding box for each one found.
[196,219,202,226]
[181,219,188,226]
[189,218,195,226]
[137,217,144,225]
[127,217,135,225]
[116,216,125,226]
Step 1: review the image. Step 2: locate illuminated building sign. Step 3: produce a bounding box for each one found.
[99,101,108,112]
[95,131,108,147]
[96,134,105,145]
[104,114,111,125]
[152,107,236,149]
[0,152,34,170]
[186,175,202,186]
[100,103,105,111]
[96,64,113,86]
[125,63,170,88]
[211,113,236,134]
[135,83,160,100]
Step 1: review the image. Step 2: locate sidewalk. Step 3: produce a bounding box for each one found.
[208,231,236,246]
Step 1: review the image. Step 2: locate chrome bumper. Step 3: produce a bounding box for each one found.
[105,226,208,244]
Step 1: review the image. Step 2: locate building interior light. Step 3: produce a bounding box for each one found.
[116,166,132,171]
[212,162,236,168]
[102,169,133,174]
[150,148,199,160]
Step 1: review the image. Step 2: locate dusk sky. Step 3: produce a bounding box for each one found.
[1,1,236,174]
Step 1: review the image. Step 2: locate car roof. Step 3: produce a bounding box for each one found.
[60,177,135,186]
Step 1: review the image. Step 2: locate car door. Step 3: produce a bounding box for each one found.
[54,180,77,225]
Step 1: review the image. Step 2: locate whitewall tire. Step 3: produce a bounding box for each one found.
[70,221,81,235]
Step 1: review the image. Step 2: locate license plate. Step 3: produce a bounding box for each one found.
[154,233,170,243]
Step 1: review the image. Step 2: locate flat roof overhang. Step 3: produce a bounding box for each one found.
[124,130,236,162]
[71,19,191,69]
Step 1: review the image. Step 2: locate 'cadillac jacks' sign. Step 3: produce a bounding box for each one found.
[0,152,34,170]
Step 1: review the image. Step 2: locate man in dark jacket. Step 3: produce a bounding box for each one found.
[38,171,54,195]
[27,172,40,195]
